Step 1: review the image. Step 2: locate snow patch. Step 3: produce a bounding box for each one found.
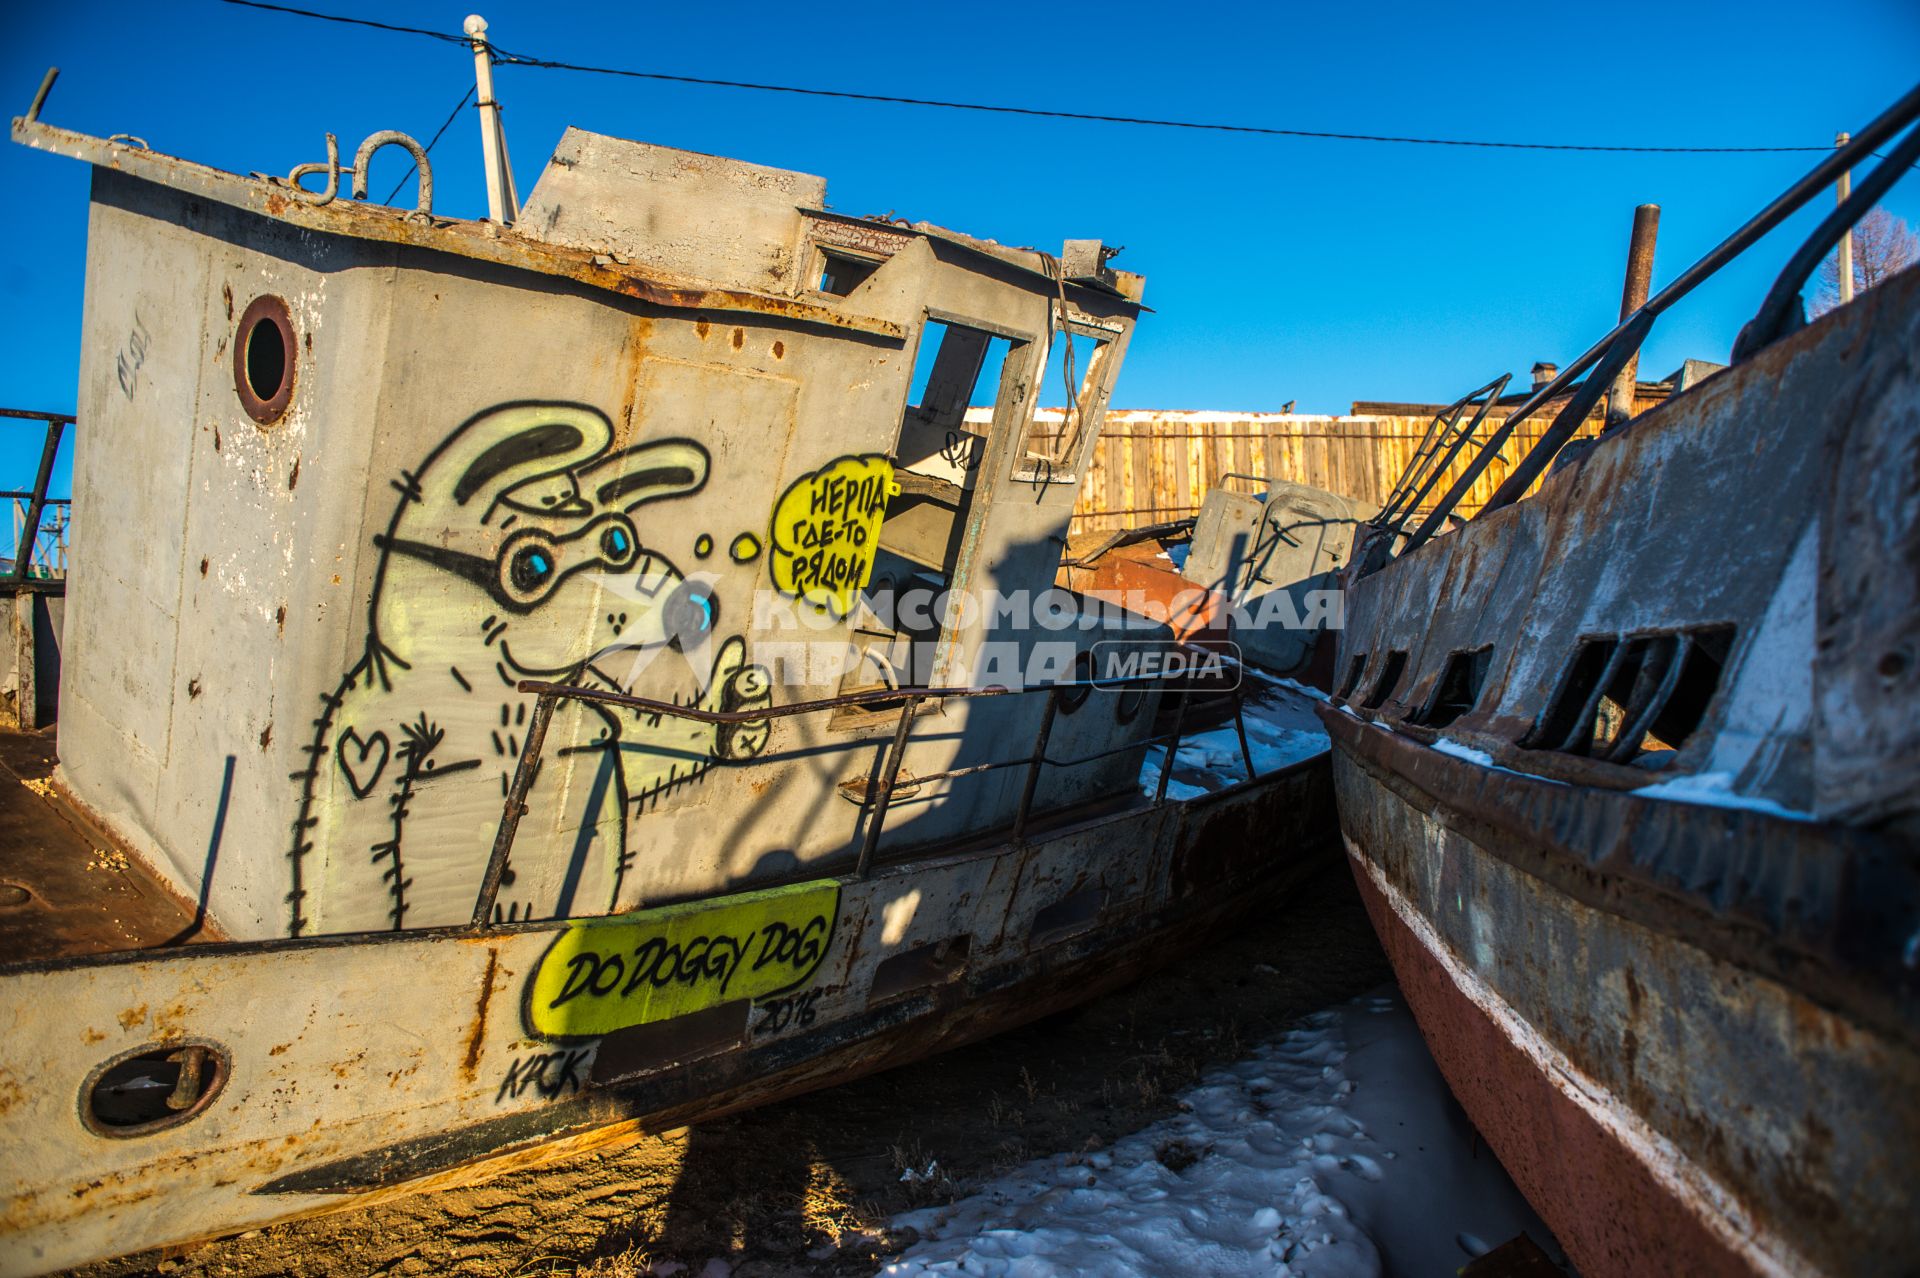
[883,989,1554,1277]
[1137,716,1328,800]
[1429,737,1494,767]
[1239,665,1330,702]
[1631,771,1814,822]
[1422,735,1565,786]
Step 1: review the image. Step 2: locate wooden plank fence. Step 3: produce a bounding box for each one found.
[1009,408,1606,534]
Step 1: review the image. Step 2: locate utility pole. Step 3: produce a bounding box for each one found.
[1605,203,1661,430]
[1836,131,1854,306]
[465,14,520,226]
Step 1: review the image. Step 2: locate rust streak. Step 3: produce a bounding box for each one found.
[13,117,905,340]
[461,948,500,1084]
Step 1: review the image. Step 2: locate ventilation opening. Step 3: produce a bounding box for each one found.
[1522,626,1734,763]
[1360,651,1407,710]
[1522,637,1618,751]
[1416,646,1493,728]
[233,295,296,425]
[83,1042,229,1137]
[1030,887,1105,945]
[869,936,970,1005]
[1639,626,1734,763]
[817,249,881,296]
[1594,637,1658,754]
[1336,654,1368,702]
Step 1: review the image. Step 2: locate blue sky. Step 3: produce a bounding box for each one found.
[3,0,1918,496]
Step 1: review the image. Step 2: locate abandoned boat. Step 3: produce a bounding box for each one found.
[1323,90,1920,1277]
[1055,481,1376,704]
[0,82,1334,1274]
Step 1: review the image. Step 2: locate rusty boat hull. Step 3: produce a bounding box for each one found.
[1321,233,1920,1269]
[0,746,1334,1275]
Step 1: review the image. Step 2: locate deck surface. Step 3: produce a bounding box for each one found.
[0,724,201,965]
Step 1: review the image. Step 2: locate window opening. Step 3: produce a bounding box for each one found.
[1337,654,1369,702]
[816,249,881,296]
[233,294,296,425]
[834,320,1021,725]
[1361,651,1407,710]
[1416,646,1493,728]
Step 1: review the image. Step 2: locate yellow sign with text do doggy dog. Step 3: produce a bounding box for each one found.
[526,880,839,1039]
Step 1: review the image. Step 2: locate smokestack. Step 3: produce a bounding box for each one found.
[1530,361,1559,391]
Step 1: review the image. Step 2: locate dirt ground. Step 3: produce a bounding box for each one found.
[73,862,1391,1278]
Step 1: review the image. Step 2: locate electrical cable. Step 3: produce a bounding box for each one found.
[383,84,475,204]
[214,0,1863,157]
[215,0,469,46]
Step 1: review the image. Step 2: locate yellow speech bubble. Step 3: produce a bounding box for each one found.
[526,880,839,1039]
[768,455,898,618]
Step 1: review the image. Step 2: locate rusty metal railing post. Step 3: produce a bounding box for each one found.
[26,67,58,123]
[855,695,921,879]
[1478,311,1653,518]
[1231,682,1257,781]
[1012,685,1061,843]
[1153,687,1190,806]
[471,691,556,927]
[10,417,65,583]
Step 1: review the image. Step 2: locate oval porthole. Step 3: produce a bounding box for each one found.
[233,294,296,425]
[1115,682,1148,725]
[80,1041,230,1138]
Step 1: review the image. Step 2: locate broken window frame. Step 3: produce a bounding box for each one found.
[829,312,1033,728]
[1012,310,1122,486]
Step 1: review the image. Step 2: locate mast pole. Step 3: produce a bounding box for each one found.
[465,14,519,226]
[1836,131,1854,305]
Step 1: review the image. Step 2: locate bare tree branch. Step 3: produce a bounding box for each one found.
[1814,207,1920,315]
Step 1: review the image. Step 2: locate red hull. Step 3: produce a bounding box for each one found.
[1347,849,1767,1278]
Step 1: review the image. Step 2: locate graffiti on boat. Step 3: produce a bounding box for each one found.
[768,454,897,618]
[526,880,840,1039]
[288,402,774,937]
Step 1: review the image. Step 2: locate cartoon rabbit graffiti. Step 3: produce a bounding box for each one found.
[289,402,773,936]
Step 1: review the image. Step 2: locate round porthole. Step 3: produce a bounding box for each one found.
[1058,650,1096,715]
[1115,682,1148,725]
[233,294,296,425]
[80,1040,230,1138]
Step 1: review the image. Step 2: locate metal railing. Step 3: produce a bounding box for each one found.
[469,655,1264,927]
[1373,374,1510,536]
[0,408,74,584]
[1374,81,1920,562]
